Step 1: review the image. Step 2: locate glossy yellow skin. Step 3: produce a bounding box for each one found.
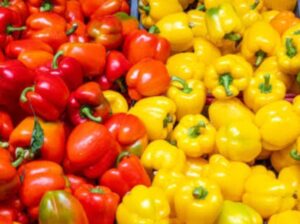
[241,21,281,66]
[242,165,296,219]
[156,12,194,52]
[264,0,297,11]
[184,157,208,178]
[166,53,206,80]
[116,185,170,224]
[202,154,251,201]
[129,96,176,140]
[208,97,255,129]
[269,210,300,224]
[167,79,206,120]
[277,24,300,75]
[215,200,263,224]
[271,144,300,172]
[293,96,300,116]
[216,120,262,162]
[261,10,280,23]
[243,71,286,112]
[141,140,186,172]
[139,0,183,28]
[174,177,223,224]
[193,37,221,65]
[204,54,253,100]
[255,100,300,151]
[187,9,207,38]
[103,90,128,114]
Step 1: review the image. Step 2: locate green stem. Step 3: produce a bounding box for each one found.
[115,151,131,166]
[188,121,206,138]
[66,23,78,36]
[20,86,35,103]
[6,25,26,34]
[255,50,266,67]
[250,0,260,10]
[259,74,272,93]
[163,114,173,128]
[290,149,300,161]
[80,106,102,123]
[171,76,192,94]
[219,73,233,96]
[148,25,160,34]
[40,1,53,12]
[11,148,26,168]
[224,32,242,42]
[286,38,297,58]
[139,5,150,14]
[297,72,300,84]
[193,186,208,200]
[196,4,206,11]
[1,0,9,7]
[116,79,127,93]
[52,50,64,69]
[0,141,9,148]
[90,187,104,194]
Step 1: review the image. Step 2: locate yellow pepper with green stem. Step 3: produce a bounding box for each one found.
[193,37,221,65]
[269,210,300,224]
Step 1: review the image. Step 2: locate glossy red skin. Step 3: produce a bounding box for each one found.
[67,20,89,43]
[126,58,171,100]
[74,184,119,224]
[18,161,66,219]
[68,82,111,125]
[100,154,151,197]
[65,0,84,22]
[5,39,53,59]
[1,0,29,23]
[0,111,14,141]
[66,174,87,194]
[27,0,66,16]
[0,197,28,223]
[123,29,171,64]
[20,74,70,121]
[35,54,83,91]
[105,51,131,82]
[98,75,113,90]
[0,206,16,223]
[66,121,120,178]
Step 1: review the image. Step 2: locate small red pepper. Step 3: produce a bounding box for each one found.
[26,0,66,15]
[0,0,29,23]
[100,151,151,197]
[19,74,70,121]
[35,50,83,91]
[68,82,111,125]
[0,111,13,147]
[123,29,171,64]
[74,184,119,224]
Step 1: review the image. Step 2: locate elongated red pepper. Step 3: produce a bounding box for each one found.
[74,184,119,224]
[100,151,151,197]
[19,74,70,121]
[0,111,13,147]
[27,0,66,15]
[68,82,111,125]
[35,50,83,91]
[0,0,29,23]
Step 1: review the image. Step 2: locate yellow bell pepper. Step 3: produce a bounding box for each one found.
[255,100,300,151]
[261,10,280,23]
[184,157,208,178]
[278,165,300,210]
[243,71,286,112]
[277,24,300,75]
[166,53,206,81]
[129,96,176,140]
[187,8,208,38]
[116,185,170,224]
[174,177,223,224]
[264,0,297,11]
[241,21,281,66]
[155,12,194,52]
[242,165,296,219]
[103,90,128,114]
[256,56,294,89]
[216,120,262,162]
[201,154,251,201]
[167,77,206,120]
[215,200,263,224]
[204,54,253,99]
[170,114,216,157]
[293,95,300,116]
[208,97,255,129]
[193,37,221,65]
[138,0,183,28]
[205,3,243,47]
[271,144,300,172]
[141,140,186,172]
[269,210,300,224]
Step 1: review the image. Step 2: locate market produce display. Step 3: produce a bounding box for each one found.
[2,0,300,223]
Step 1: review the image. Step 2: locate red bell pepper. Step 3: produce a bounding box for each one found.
[23,12,68,50]
[27,0,66,15]
[18,161,66,219]
[74,184,119,224]
[58,42,106,78]
[5,39,53,59]
[35,50,83,91]
[126,58,171,100]
[65,174,87,194]
[115,12,139,37]
[0,7,26,49]
[67,20,89,43]
[123,29,171,64]
[19,74,70,121]
[104,113,148,156]
[68,82,111,125]
[65,0,84,22]
[0,0,29,23]
[100,151,151,197]
[0,111,13,147]
[65,121,120,178]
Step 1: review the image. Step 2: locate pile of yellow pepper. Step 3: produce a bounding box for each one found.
[111,0,300,223]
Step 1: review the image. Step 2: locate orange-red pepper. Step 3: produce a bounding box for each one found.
[26,0,66,16]
[270,11,300,36]
[17,50,53,70]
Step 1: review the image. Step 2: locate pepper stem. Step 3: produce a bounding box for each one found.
[66,23,78,36]
[255,50,266,67]
[224,32,242,42]
[196,4,206,11]
[163,114,173,128]
[290,149,300,161]
[193,186,208,200]
[1,0,9,7]
[40,1,53,12]
[171,76,192,94]
[0,141,9,148]
[20,86,35,103]
[139,5,150,14]
[297,72,300,84]
[250,0,260,10]
[116,79,127,93]
[80,106,102,123]
[52,50,64,69]
[259,74,272,93]
[116,151,131,166]
[11,148,26,168]
[90,187,104,194]
[6,25,26,34]
[219,73,233,96]
[188,121,206,138]
[148,25,160,34]
[286,38,297,58]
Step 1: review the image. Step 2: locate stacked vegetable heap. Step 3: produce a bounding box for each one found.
[2,0,300,223]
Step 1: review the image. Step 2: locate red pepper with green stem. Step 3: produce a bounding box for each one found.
[67,20,89,43]
[27,0,66,15]
[0,0,29,23]
[74,184,119,224]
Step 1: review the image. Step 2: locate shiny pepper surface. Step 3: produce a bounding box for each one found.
[193,37,221,65]
[269,210,300,224]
